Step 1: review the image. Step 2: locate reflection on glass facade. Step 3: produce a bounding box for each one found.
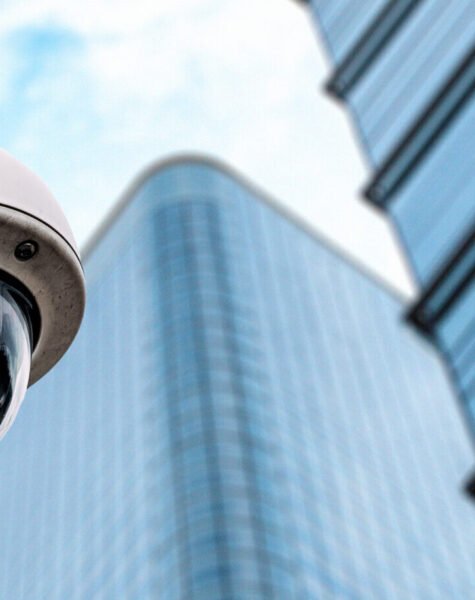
[305,1,475,450]
[0,157,474,597]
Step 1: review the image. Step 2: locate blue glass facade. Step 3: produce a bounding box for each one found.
[305,1,475,445]
[0,157,474,597]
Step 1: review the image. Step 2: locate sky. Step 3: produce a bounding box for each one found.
[0,0,414,296]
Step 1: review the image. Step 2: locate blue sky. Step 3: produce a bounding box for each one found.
[0,0,413,295]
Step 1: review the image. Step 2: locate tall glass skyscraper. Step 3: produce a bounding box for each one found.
[300,1,475,456]
[0,157,474,598]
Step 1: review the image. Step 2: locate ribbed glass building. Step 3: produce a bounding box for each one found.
[0,157,474,598]
[301,1,475,460]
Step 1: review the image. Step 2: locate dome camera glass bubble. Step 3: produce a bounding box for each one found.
[0,285,32,438]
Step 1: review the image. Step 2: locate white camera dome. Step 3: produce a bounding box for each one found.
[0,150,85,435]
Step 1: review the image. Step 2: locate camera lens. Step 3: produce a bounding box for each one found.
[0,284,33,438]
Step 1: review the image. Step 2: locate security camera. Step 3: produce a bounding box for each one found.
[0,150,85,438]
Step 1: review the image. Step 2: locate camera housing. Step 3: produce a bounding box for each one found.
[0,150,85,436]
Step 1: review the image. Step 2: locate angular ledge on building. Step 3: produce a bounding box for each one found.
[407,227,475,336]
[364,43,475,209]
[464,471,475,500]
[326,0,423,100]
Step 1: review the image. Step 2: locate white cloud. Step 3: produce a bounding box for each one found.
[0,0,186,34]
[0,0,414,296]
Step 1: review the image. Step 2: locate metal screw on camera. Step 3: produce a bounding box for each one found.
[15,241,38,262]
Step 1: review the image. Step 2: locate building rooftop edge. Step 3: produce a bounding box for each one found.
[81,153,408,304]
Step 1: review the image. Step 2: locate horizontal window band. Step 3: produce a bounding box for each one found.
[365,43,475,208]
[326,0,424,99]
[407,225,475,335]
